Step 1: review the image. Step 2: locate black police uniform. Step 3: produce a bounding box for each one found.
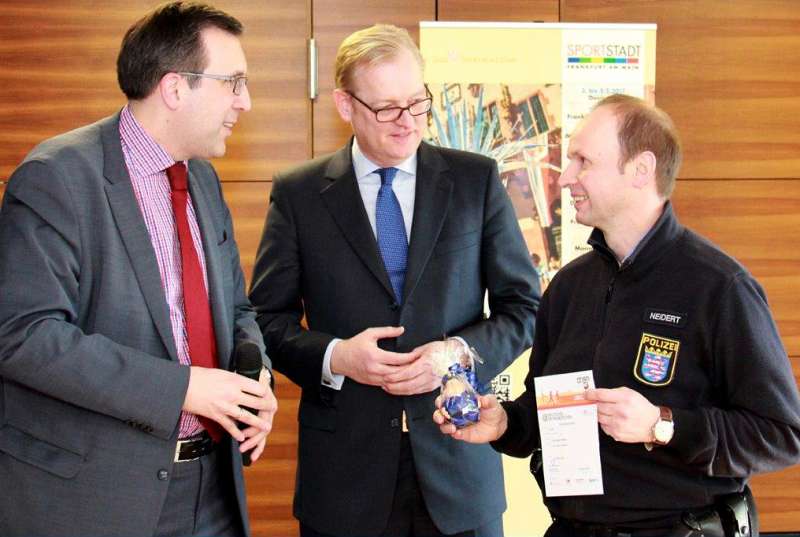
[492,202,800,533]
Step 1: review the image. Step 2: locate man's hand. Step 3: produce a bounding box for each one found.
[433,394,508,443]
[330,326,420,386]
[238,368,278,462]
[183,367,273,442]
[381,340,450,395]
[585,387,660,443]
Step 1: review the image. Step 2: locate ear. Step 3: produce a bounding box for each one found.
[158,72,184,111]
[333,88,353,122]
[631,150,657,189]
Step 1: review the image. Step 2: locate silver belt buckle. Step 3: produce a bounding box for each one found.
[174,437,199,463]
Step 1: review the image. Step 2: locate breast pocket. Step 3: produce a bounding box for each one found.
[432,229,480,258]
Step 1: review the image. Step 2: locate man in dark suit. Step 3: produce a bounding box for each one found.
[0,3,276,536]
[249,24,539,537]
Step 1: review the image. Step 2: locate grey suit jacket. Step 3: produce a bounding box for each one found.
[250,140,540,535]
[0,114,266,536]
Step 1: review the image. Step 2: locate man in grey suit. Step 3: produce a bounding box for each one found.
[249,24,539,537]
[0,3,276,536]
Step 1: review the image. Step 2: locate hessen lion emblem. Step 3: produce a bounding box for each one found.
[633,333,679,387]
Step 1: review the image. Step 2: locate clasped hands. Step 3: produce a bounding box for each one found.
[183,366,278,462]
[330,326,464,396]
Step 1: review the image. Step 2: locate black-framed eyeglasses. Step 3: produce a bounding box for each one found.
[178,72,248,96]
[347,88,432,123]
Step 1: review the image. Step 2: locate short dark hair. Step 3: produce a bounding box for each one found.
[117,1,243,100]
[595,94,682,199]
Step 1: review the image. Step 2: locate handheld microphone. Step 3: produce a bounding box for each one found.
[234,341,263,466]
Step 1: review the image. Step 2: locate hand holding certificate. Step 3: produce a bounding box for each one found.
[534,370,604,497]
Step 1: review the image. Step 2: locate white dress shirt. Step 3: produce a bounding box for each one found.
[321,139,417,389]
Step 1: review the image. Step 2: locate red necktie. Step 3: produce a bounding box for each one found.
[166,162,222,442]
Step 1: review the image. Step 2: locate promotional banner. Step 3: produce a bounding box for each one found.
[420,21,656,536]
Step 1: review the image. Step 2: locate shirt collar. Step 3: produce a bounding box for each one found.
[119,105,179,177]
[588,201,681,269]
[351,137,417,181]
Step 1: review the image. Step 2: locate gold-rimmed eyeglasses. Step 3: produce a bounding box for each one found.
[178,72,248,96]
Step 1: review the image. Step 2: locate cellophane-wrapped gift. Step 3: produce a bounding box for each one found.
[433,339,483,428]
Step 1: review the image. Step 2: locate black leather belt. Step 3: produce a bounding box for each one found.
[174,431,216,463]
[552,518,669,537]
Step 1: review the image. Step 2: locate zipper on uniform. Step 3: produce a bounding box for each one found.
[599,272,616,338]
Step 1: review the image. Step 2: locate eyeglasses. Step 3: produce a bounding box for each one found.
[178,72,248,96]
[347,90,432,123]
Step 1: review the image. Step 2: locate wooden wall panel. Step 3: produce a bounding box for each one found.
[438,0,558,22]
[561,0,800,180]
[0,2,137,180]
[312,0,436,157]
[751,464,800,532]
[0,1,310,182]
[223,181,272,287]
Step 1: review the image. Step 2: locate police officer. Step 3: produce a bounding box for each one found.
[435,94,800,537]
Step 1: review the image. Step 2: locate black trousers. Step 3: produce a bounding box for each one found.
[301,434,501,537]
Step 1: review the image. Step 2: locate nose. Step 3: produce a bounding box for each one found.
[235,84,252,112]
[558,161,577,188]
[394,107,415,127]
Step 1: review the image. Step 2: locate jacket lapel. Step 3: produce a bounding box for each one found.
[101,115,178,361]
[187,167,233,371]
[403,142,452,302]
[320,142,396,300]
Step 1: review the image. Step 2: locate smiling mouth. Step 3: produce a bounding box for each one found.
[571,194,588,206]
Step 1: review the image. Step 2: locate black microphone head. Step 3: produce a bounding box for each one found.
[235,341,263,380]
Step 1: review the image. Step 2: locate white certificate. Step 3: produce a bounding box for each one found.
[534,370,603,497]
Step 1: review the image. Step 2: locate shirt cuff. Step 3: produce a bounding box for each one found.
[322,338,345,390]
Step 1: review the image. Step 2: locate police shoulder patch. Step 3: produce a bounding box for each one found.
[633,332,680,387]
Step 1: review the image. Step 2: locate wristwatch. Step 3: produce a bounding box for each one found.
[645,406,674,451]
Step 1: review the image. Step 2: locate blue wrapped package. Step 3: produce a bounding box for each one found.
[441,363,480,428]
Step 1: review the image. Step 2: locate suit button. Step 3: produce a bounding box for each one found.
[389,302,400,311]
[157,469,169,481]
[390,418,400,428]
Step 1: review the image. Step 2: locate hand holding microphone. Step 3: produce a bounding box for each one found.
[234,341,275,465]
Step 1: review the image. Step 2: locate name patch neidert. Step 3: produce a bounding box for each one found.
[633,333,680,386]
[644,308,687,328]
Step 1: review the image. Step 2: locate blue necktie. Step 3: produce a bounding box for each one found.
[375,167,408,303]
